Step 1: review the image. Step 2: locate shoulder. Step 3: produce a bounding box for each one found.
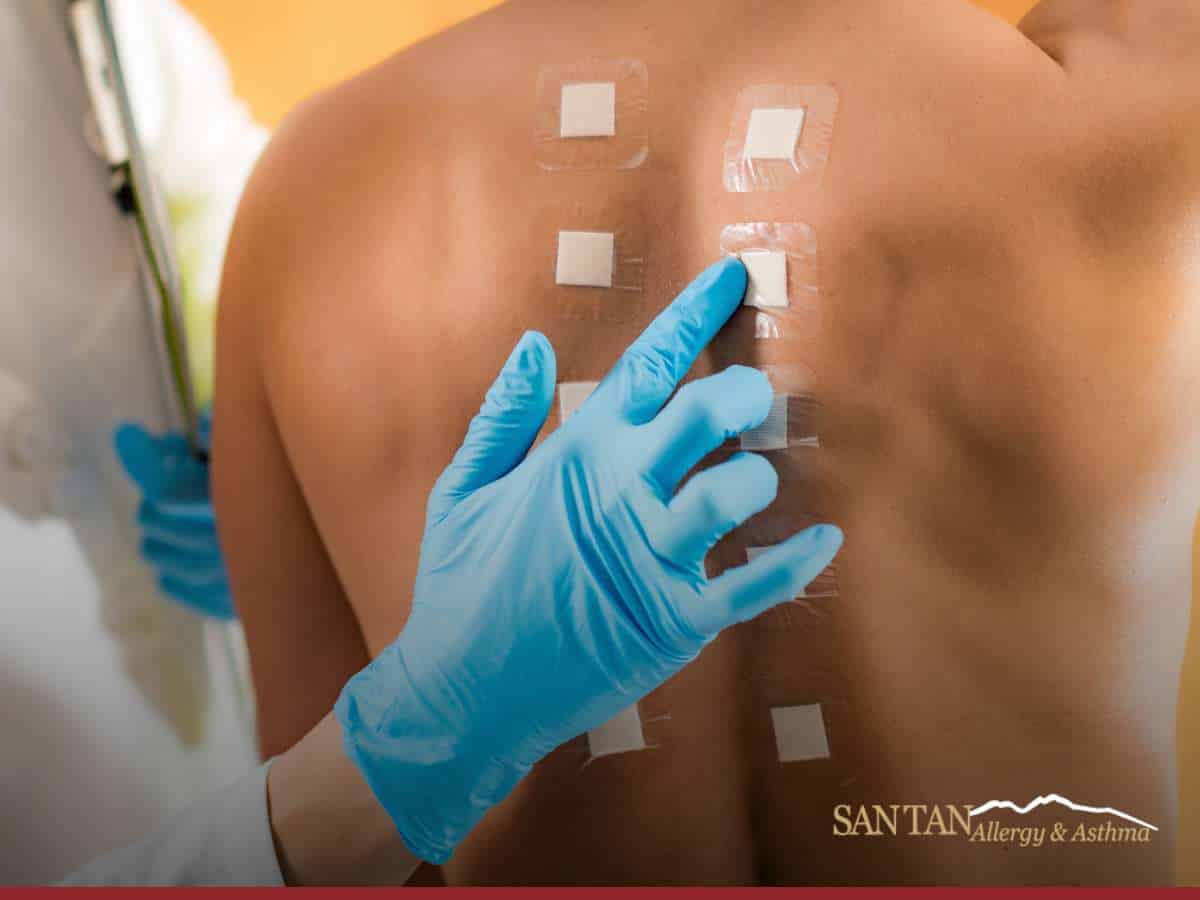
[1002,1,1200,249]
[219,4,548,345]
[1018,0,1200,163]
[215,20,543,492]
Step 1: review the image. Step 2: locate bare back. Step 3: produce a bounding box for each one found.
[214,0,1200,884]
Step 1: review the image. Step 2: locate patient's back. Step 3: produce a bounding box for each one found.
[214,0,1200,884]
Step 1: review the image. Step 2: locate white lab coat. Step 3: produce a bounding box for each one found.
[61,764,284,886]
[1,0,216,746]
[0,0,256,882]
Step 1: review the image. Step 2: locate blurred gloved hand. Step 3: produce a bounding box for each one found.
[336,258,844,864]
[114,412,235,621]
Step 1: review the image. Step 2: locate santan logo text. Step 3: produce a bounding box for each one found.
[833,805,1153,848]
[834,805,974,839]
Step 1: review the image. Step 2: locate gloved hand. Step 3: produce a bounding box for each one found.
[336,258,844,863]
[113,412,235,621]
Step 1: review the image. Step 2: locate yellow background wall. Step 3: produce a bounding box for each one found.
[178,0,1199,883]
[181,0,1041,127]
[182,0,503,126]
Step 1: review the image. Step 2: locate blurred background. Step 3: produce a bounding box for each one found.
[181,0,506,127]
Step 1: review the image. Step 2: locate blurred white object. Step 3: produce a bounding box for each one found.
[110,0,270,407]
[0,1,260,881]
[0,511,254,884]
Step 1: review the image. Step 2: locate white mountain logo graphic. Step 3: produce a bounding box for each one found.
[969,794,1157,832]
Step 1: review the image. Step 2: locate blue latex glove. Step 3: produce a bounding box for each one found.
[336,258,845,863]
[113,412,235,621]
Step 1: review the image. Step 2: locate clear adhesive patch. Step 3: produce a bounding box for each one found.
[739,365,821,453]
[747,545,839,603]
[546,209,647,321]
[719,223,820,342]
[741,474,841,616]
[741,394,789,452]
[723,84,839,192]
[536,59,649,171]
[736,360,840,623]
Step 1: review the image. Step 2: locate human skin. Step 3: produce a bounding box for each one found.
[267,713,420,886]
[213,0,1200,884]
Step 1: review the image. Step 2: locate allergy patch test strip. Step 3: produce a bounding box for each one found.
[741,250,790,310]
[558,380,599,424]
[719,222,821,342]
[736,371,822,454]
[743,107,807,161]
[536,59,649,171]
[559,81,616,138]
[587,703,648,759]
[741,394,790,452]
[770,704,831,763]
[723,84,839,192]
[556,231,615,288]
[747,544,838,605]
[548,210,648,319]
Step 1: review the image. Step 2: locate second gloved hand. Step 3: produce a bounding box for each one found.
[114,412,235,621]
[336,258,844,863]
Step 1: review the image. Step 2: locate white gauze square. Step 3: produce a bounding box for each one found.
[559,381,599,422]
[556,231,615,288]
[746,546,808,599]
[740,250,789,309]
[588,703,646,758]
[560,82,617,138]
[740,393,789,452]
[743,107,807,160]
[770,704,830,763]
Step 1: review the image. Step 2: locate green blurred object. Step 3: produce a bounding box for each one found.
[170,193,218,408]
